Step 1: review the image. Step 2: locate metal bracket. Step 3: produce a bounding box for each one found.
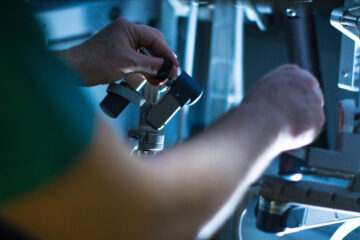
[107,83,147,108]
[331,6,360,44]
[331,4,360,91]
[128,126,165,152]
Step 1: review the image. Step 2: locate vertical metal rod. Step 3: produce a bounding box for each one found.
[283,2,328,149]
[230,2,245,108]
[132,84,164,157]
[283,3,322,82]
[177,0,199,142]
[140,84,160,126]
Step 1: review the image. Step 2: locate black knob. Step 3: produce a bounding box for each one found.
[255,207,287,233]
[255,197,289,233]
[100,92,129,118]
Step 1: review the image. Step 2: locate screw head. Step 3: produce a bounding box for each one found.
[286,8,297,18]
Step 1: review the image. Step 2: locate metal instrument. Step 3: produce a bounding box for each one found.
[100,51,203,131]
[100,48,203,156]
[254,1,360,238]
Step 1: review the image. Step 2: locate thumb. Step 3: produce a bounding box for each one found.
[131,51,163,77]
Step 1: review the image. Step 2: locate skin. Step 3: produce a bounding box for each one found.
[58,18,179,86]
[0,19,325,240]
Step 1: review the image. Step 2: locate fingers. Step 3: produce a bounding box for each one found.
[116,19,179,84]
[134,24,180,67]
[130,51,178,85]
[292,67,324,107]
[299,69,324,107]
[289,66,326,137]
[278,64,324,107]
[312,85,325,107]
[247,64,326,151]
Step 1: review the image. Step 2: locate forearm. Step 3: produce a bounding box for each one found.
[0,106,281,240]
[0,118,174,240]
[150,102,282,238]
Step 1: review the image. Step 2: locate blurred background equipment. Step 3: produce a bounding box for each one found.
[29,0,360,239]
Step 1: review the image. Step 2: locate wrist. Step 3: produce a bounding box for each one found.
[197,99,284,186]
[57,47,78,68]
[57,46,93,86]
[232,101,285,156]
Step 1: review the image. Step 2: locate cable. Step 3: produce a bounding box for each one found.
[330,218,360,240]
[238,209,247,240]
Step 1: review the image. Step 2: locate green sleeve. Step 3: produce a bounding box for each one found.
[0,2,95,205]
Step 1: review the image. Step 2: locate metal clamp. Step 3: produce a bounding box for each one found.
[107,83,147,108]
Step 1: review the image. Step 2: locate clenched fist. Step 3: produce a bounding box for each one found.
[241,64,325,153]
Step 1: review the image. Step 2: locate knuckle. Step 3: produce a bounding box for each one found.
[153,28,161,34]
[305,76,319,88]
[150,27,163,37]
[137,24,148,29]
[157,30,164,38]
[305,76,314,85]
[112,18,131,30]
[319,110,326,126]
[282,63,300,71]
[149,59,162,75]
[142,25,156,31]
[114,17,127,25]
[311,108,325,130]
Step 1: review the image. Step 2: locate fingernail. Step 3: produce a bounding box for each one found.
[170,67,179,80]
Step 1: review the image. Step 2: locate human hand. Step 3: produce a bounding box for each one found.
[240,64,325,153]
[59,18,179,86]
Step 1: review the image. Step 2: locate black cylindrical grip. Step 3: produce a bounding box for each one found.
[100,92,129,118]
[256,209,286,234]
